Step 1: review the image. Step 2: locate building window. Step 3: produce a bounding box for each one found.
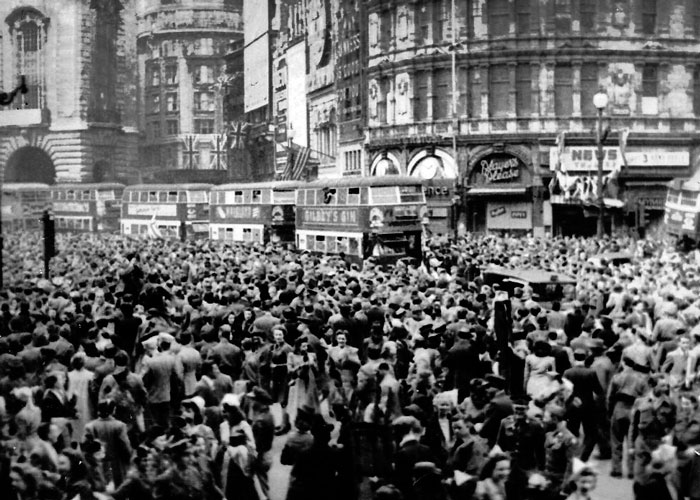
[642,0,656,35]
[434,69,451,119]
[195,65,214,85]
[199,38,214,56]
[149,94,161,114]
[436,0,451,42]
[194,92,215,112]
[149,121,161,139]
[468,68,480,118]
[642,64,658,115]
[416,3,431,44]
[489,0,510,37]
[149,65,160,87]
[194,119,214,134]
[167,120,179,135]
[380,10,392,51]
[580,63,599,116]
[414,72,429,121]
[378,79,388,124]
[554,65,573,117]
[165,93,178,112]
[164,64,178,85]
[489,65,510,117]
[555,0,572,33]
[12,16,47,109]
[515,65,531,116]
[580,0,596,31]
[515,0,531,35]
[694,3,700,37]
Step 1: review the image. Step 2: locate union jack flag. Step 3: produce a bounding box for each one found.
[209,134,228,170]
[226,121,250,150]
[182,135,199,170]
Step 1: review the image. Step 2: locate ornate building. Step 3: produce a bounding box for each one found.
[136,0,242,182]
[0,0,139,184]
[366,0,700,236]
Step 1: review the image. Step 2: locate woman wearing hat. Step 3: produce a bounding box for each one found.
[286,337,321,428]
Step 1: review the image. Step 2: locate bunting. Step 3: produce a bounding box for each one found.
[280,143,312,181]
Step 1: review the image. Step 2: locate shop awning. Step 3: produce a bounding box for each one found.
[467,187,528,196]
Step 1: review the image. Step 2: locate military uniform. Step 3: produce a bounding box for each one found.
[629,394,676,481]
[544,426,577,491]
[497,413,545,500]
[607,367,648,476]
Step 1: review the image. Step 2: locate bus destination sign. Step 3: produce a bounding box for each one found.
[127,204,178,217]
[301,207,358,226]
[216,206,261,220]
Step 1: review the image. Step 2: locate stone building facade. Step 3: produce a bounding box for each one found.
[366,0,700,236]
[136,0,242,180]
[0,0,139,184]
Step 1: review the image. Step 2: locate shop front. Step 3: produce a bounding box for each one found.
[466,147,538,235]
[547,144,691,236]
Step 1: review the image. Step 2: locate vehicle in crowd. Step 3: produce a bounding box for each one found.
[586,251,634,268]
[50,183,124,233]
[665,175,700,245]
[295,176,426,263]
[1,183,51,231]
[120,184,212,239]
[209,181,300,244]
[482,265,577,306]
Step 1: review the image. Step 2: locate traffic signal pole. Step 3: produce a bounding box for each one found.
[42,210,56,279]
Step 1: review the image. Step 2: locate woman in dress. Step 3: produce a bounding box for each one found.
[269,327,293,433]
[286,337,321,427]
[524,341,556,400]
[67,354,94,442]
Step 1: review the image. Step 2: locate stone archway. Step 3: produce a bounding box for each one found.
[5,146,55,184]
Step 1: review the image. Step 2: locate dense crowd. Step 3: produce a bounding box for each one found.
[0,230,698,500]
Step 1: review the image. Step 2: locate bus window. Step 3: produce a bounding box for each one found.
[337,237,348,254]
[349,237,359,256]
[82,190,92,200]
[234,191,244,204]
[149,192,158,202]
[67,190,76,200]
[305,190,315,205]
[305,236,314,251]
[681,191,697,208]
[262,189,272,204]
[315,235,326,253]
[188,191,208,203]
[243,228,252,242]
[360,188,369,205]
[252,190,262,204]
[167,191,178,202]
[399,185,424,203]
[371,187,399,204]
[159,192,168,202]
[322,188,337,205]
[337,188,347,205]
[274,189,295,204]
[178,192,186,203]
[327,237,337,254]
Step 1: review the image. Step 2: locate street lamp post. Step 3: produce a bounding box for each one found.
[593,91,609,238]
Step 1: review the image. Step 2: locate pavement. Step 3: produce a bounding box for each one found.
[267,434,634,500]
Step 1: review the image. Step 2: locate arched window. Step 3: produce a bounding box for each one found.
[8,9,48,109]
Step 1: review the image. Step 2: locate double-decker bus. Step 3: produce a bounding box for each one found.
[1,183,50,231]
[50,183,124,232]
[665,176,700,244]
[121,184,211,239]
[295,177,426,263]
[210,181,300,244]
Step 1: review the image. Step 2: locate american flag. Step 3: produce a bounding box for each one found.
[226,121,250,150]
[281,144,311,181]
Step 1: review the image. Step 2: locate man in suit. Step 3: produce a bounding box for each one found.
[564,345,604,461]
[443,327,479,396]
[85,400,133,487]
[141,333,183,428]
[391,415,436,500]
[479,374,514,447]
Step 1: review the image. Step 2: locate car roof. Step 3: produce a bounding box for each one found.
[483,265,576,285]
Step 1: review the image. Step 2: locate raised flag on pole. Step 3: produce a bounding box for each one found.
[147,214,163,239]
[291,145,311,180]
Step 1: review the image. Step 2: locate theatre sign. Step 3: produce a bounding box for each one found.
[549,146,689,172]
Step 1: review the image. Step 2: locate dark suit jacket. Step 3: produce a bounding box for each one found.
[393,439,436,500]
[633,473,676,500]
[444,339,479,393]
[480,392,513,447]
[564,365,603,407]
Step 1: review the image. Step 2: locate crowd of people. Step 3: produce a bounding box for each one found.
[0,230,698,500]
